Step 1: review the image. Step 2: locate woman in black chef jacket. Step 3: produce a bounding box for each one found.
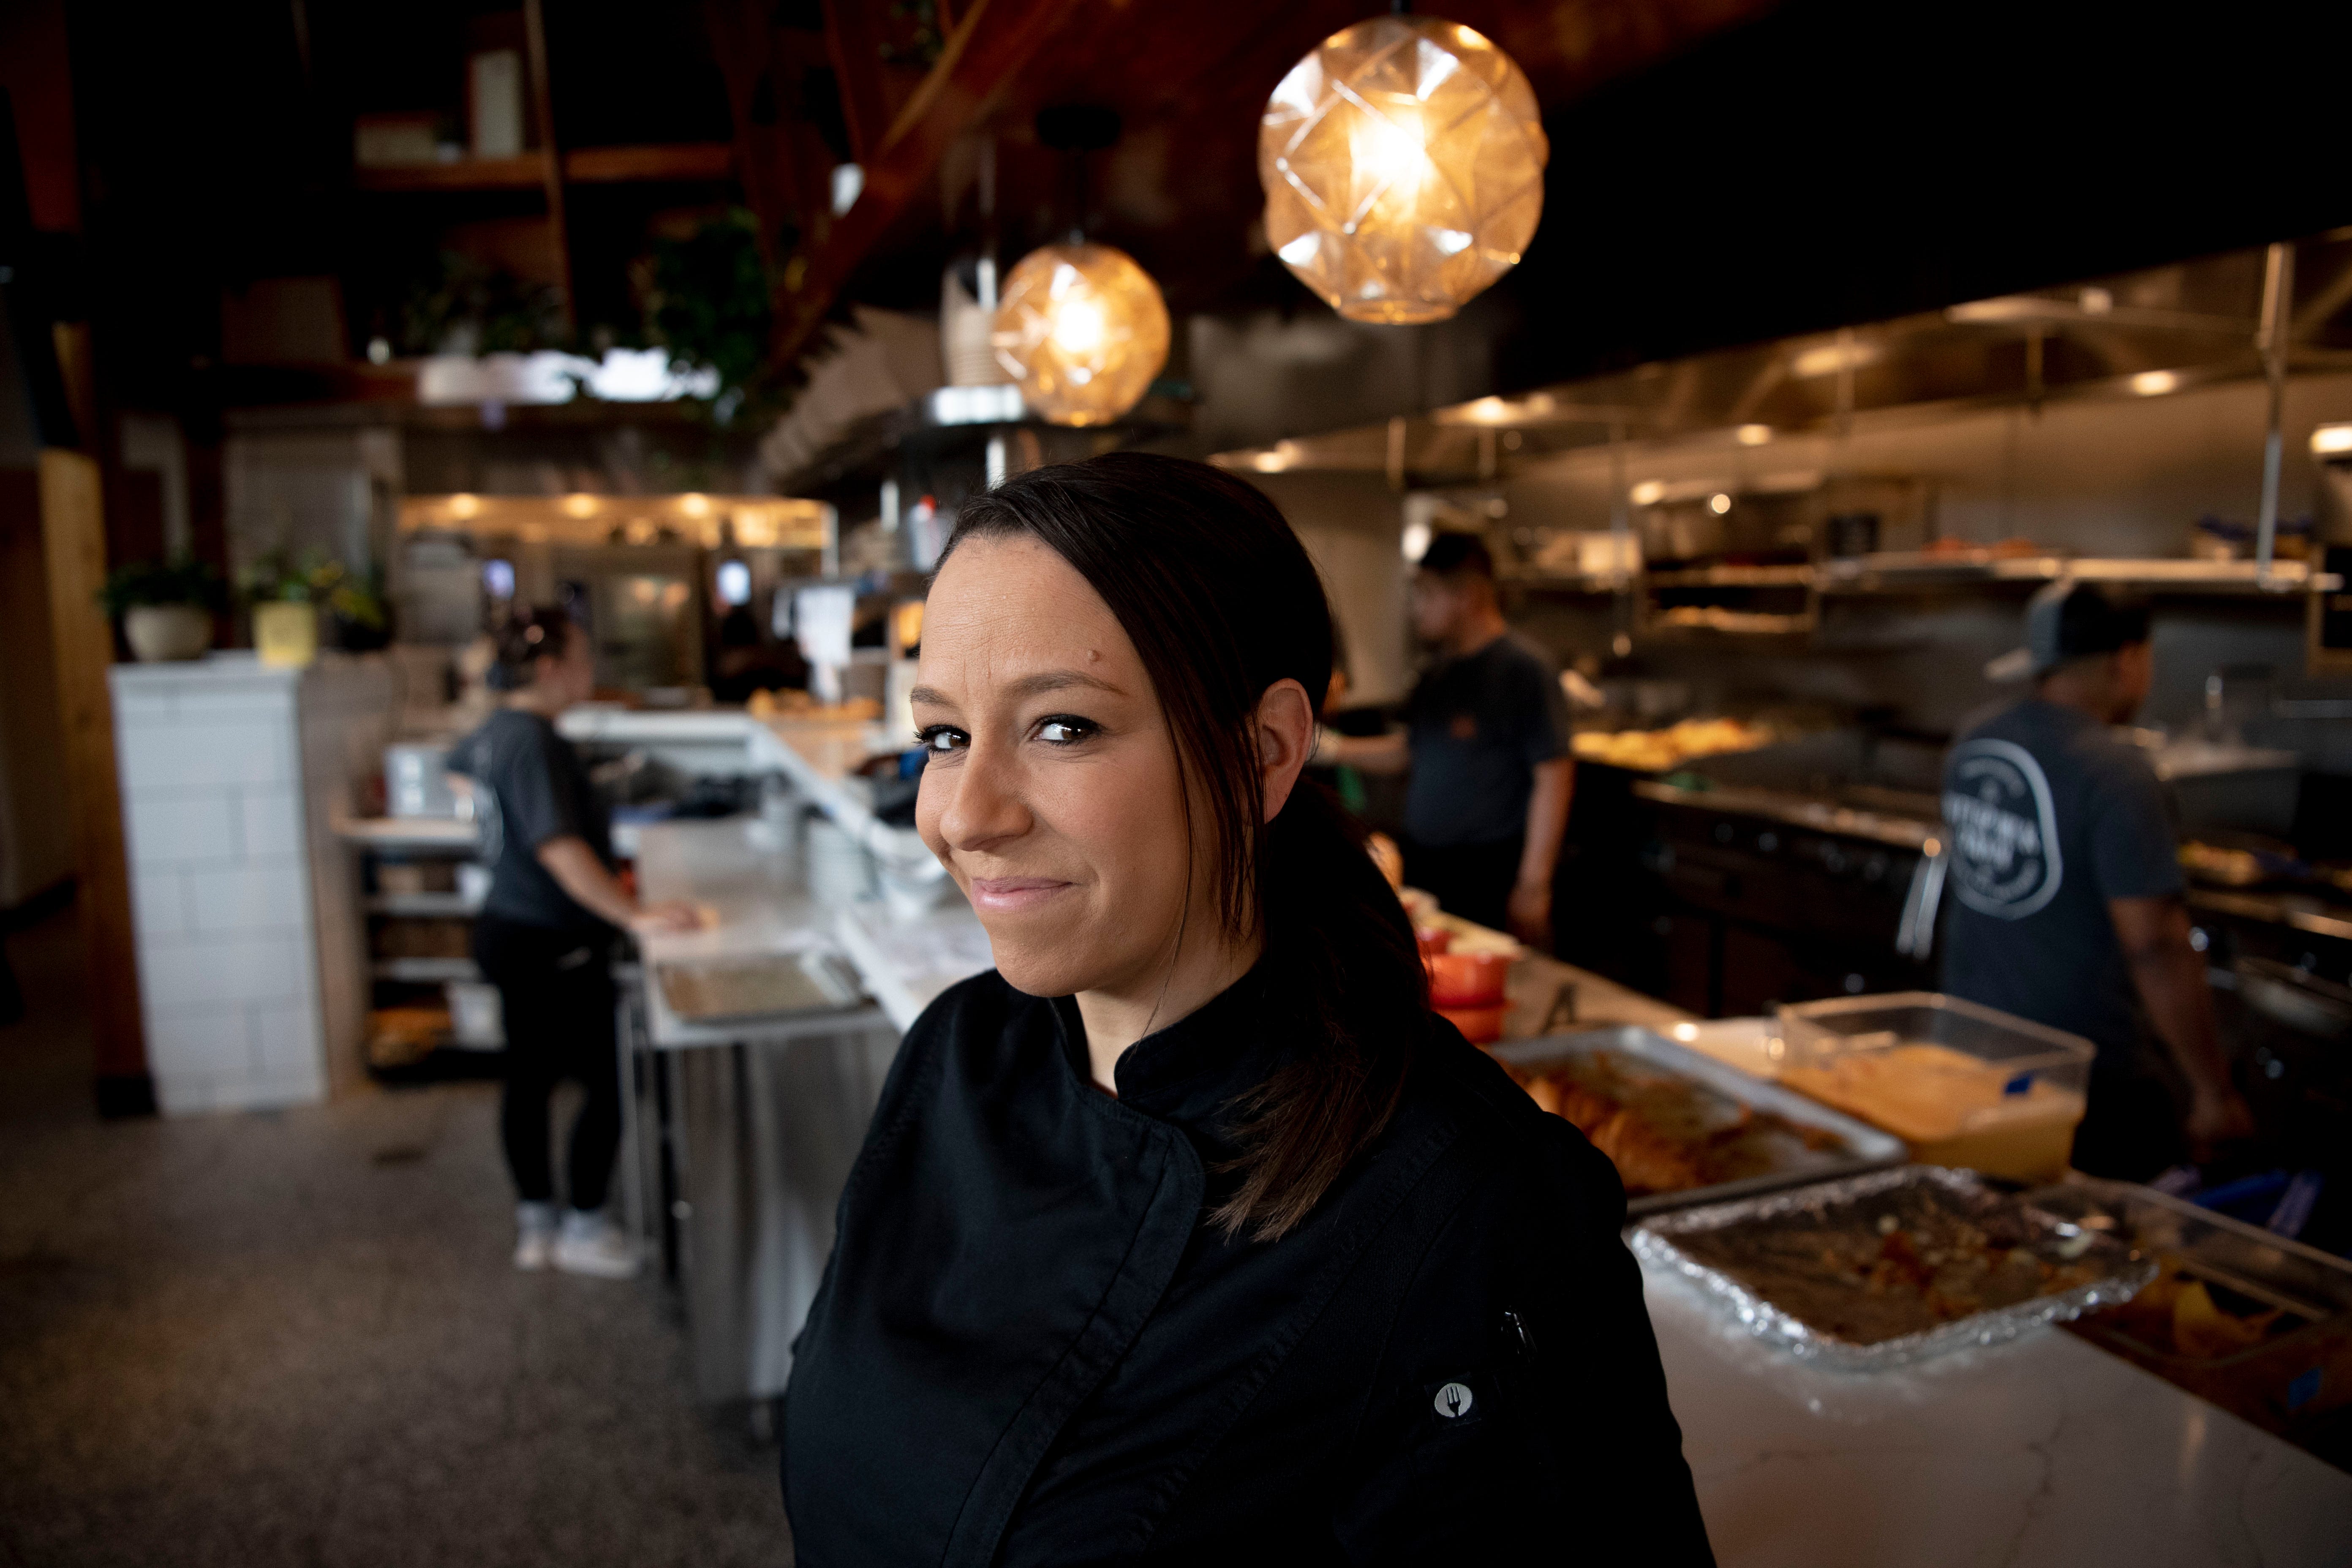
[780,457,1712,1567]
[452,608,700,1279]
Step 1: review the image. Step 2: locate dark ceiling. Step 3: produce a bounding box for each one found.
[31,0,2352,428]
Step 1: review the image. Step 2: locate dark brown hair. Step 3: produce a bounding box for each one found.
[946,453,1428,1241]
[486,605,577,691]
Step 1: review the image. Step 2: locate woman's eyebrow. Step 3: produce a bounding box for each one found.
[1003,670,1125,699]
[908,670,1125,711]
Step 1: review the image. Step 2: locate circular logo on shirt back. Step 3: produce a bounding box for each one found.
[1942,738,2065,920]
[1433,1382,1474,1419]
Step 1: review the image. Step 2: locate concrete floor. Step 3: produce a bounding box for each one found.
[0,904,793,1568]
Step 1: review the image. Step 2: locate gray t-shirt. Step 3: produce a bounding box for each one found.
[1938,699,2182,1060]
[1403,632,1573,848]
[450,709,616,933]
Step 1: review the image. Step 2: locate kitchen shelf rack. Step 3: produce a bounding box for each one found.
[371,957,482,983]
[365,892,485,917]
[1816,554,2343,595]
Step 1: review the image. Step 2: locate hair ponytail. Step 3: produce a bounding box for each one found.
[947,454,1427,1241]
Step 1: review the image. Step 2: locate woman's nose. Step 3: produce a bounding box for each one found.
[930,742,1032,852]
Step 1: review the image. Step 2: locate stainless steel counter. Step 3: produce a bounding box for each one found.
[624,817,898,1403]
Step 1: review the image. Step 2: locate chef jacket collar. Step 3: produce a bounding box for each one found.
[1047,959,1292,1131]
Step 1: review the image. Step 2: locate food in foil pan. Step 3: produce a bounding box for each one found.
[1634,1166,2156,1367]
[1504,1050,1843,1198]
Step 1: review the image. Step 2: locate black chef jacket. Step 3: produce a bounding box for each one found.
[781,964,1713,1566]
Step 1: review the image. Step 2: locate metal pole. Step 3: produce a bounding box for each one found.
[2256,241,2294,584]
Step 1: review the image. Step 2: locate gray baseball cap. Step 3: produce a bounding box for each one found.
[1984,579,2153,682]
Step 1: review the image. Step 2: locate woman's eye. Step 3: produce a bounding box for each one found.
[916,725,967,753]
[1035,716,1098,745]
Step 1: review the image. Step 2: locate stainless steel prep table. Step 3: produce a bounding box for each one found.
[625,817,899,1403]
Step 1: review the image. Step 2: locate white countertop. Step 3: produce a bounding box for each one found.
[1646,1263,2352,1565]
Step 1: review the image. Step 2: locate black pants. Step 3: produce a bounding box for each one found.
[474,917,621,1211]
[1401,834,1524,936]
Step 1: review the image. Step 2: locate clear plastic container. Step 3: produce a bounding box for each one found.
[2029,1177,2352,1443]
[1774,992,2093,1181]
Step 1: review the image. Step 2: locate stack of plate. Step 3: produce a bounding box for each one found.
[805,814,878,906]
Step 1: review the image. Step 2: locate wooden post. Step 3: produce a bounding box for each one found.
[38,447,152,1113]
[521,0,575,334]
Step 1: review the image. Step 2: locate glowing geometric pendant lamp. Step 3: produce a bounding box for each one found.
[1260,14,1548,324]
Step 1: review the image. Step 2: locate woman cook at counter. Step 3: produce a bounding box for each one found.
[452,609,699,1278]
[781,456,1712,1565]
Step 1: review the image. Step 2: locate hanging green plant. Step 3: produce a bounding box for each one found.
[643,208,775,425]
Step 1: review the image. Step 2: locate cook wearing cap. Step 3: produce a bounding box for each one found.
[1941,580,2255,1177]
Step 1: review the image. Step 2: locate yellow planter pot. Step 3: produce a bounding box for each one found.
[253,601,319,669]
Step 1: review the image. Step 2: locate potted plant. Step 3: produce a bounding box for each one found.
[240,549,389,667]
[98,557,225,663]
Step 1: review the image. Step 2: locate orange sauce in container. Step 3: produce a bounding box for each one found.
[1779,1043,2085,1181]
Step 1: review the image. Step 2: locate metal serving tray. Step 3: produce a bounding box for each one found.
[653,949,866,1024]
[1488,1025,1906,1217]
[1633,1166,2157,1370]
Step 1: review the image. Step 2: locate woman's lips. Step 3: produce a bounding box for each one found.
[968,876,1073,913]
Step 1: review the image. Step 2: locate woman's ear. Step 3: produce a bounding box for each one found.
[1252,678,1316,822]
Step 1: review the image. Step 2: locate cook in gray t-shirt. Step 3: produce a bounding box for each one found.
[449,708,618,934]
[1938,697,2181,1060]
[1402,632,1574,849]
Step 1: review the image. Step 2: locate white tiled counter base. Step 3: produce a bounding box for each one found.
[112,657,325,1114]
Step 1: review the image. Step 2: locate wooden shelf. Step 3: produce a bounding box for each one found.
[565,143,732,183]
[354,156,544,192]
[352,143,733,193]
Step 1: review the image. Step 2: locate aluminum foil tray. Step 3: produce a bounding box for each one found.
[1633,1165,2157,1370]
[1489,1026,1906,1217]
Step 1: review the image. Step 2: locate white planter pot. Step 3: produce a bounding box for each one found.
[122,604,212,662]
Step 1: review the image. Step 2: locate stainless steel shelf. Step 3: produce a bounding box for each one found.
[1817,555,2342,595]
[1647,564,1814,588]
[365,893,483,917]
[371,957,480,982]
[335,813,479,850]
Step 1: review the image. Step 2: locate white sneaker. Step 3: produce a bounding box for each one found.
[514,1202,558,1271]
[553,1209,640,1280]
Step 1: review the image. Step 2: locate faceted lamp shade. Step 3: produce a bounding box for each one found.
[991,243,1171,427]
[1260,16,1548,325]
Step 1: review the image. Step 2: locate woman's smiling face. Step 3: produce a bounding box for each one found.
[912,533,1202,999]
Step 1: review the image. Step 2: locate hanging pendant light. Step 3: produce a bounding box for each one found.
[1260,14,1547,325]
[991,242,1170,427]
[992,106,1171,428]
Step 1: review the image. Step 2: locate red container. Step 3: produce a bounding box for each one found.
[1436,1002,1508,1044]
[1415,926,1453,958]
[1426,950,1511,1008]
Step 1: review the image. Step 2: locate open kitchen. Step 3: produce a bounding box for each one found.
[4,2,2352,1564]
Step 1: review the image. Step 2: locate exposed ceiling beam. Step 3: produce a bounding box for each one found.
[767,0,1084,372]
